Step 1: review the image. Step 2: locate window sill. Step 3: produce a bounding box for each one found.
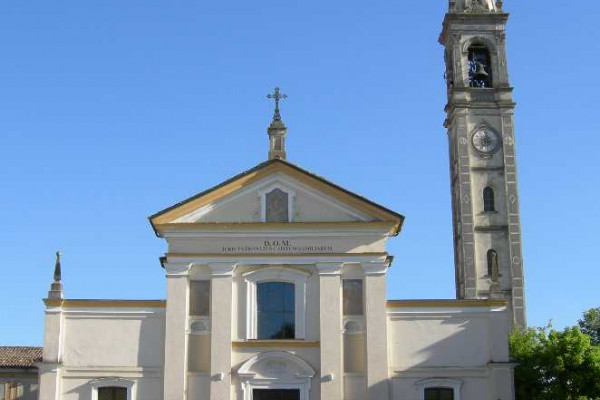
[187,372,210,377]
[478,211,498,216]
[232,340,320,348]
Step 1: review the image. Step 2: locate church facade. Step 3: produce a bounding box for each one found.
[30,1,526,400]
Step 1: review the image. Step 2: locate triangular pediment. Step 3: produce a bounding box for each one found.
[149,159,403,234]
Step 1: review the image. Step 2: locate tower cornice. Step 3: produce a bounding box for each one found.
[440,13,509,45]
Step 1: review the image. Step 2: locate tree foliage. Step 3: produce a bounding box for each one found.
[579,307,600,346]
[510,323,600,400]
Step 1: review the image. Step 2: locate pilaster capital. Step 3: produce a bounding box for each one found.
[361,261,389,276]
[209,262,237,277]
[163,262,192,277]
[36,362,61,373]
[316,262,344,276]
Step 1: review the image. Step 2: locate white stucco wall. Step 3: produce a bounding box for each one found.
[387,303,513,400]
[52,305,165,400]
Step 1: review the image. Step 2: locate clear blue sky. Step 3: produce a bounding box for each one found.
[1,1,598,346]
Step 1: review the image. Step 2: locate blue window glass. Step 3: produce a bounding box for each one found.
[257,282,295,339]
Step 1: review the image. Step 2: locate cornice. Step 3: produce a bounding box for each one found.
[232,340,319,349]
[474,225,508,233]
[156,221,398,237]
[209,262,237,277]
[43,299,166,308]
[361,261,389,276]
[387,299,508,308]
[163,261,192,277]
[316,262,344,276]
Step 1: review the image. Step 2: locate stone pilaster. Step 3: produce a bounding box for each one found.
[163,262,191,400]
[455,113,478,299]
[501,113,526,328]
[38,301,63,400]
[317,262,344,400]
[209,262,236,400]
[362,262,390,400]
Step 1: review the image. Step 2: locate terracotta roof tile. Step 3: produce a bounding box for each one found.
[0,346,42,368]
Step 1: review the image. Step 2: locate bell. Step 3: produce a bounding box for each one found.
[474,62,490,80]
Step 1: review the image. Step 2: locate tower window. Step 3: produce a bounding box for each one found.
[487,249,500,281]
[483,187,495,212]
[468,44,493,88]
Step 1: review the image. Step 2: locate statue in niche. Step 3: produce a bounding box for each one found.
[488,249,501,283]
[466,0,495,12]
[265,188,289,222]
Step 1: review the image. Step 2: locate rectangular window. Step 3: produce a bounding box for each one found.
[424,388,454,400]
[1,383,24,400]
[189,280,210,316]
[343,279,364,316]
[253,389,300,400]
[98,387,127,400]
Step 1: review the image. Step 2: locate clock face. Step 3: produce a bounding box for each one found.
[472,129,500,154]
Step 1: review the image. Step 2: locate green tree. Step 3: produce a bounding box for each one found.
[510,325,600,400]
[579,308,600,346]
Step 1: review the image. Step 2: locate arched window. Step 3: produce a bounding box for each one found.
[417,378,462,400]
[257,282,295,339]
[244,267,308,340]
[487,249,499,280]
[483,186,495,212]
[468,44,493,88]
[90,378,134,400]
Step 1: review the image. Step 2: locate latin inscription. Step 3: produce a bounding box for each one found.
[221,239,334,254]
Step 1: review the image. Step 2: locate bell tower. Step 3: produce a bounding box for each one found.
[439,0,526,328]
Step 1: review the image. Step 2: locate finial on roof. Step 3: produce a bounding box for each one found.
[266,87,288,161]
[53,251,61,282]
[47,251,64,300]
[267,87,287,122]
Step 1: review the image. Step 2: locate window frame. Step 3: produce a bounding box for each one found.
[244,267,309,340]
[90,378,135,400]
[259,184,295,223]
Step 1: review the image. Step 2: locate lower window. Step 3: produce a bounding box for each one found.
[0,383,24,400]
[253,389,300,400]
[424,387,454,400]
[98,387,127,400]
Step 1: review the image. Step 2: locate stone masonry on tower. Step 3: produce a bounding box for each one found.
[440,0,527,329]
